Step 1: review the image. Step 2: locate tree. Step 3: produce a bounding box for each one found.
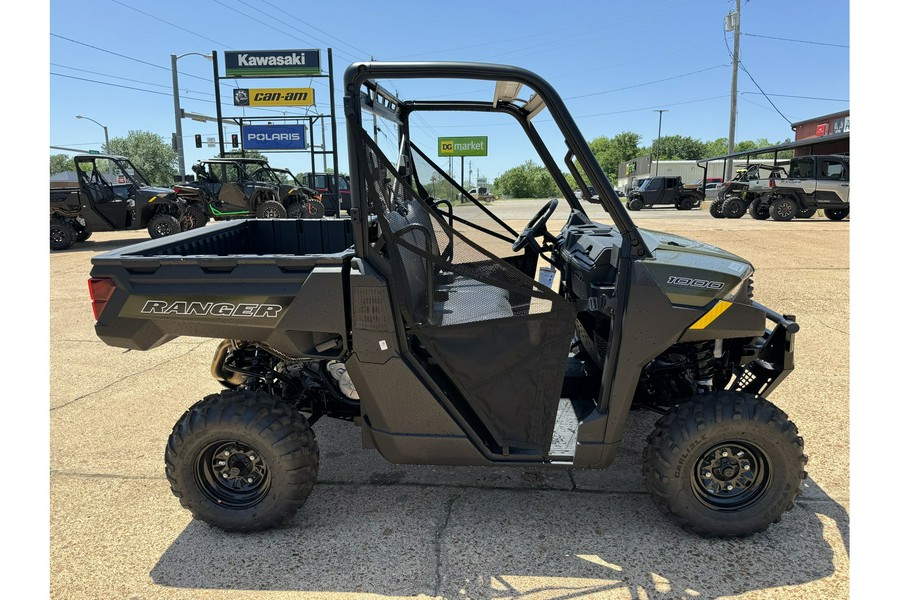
[50,154,75,176]
[105,130,177,186]
[494,160,559,198]
[588,132,642,185]
[643,134,706,161]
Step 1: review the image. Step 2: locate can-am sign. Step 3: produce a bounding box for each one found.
[225,50,321,77]
[233,88,315,107]
[438,136,488,157]
[242,125,307,150]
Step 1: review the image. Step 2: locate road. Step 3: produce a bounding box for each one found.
[49,202,849,599]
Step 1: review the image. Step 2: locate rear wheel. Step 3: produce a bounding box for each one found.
[257,200,287,219]
[50,217,76,251]
[769,197,797,221]
[722,197,747,219]
[677,197,694,211]
[165,390,319,532]
[824,208,849,221]
[148,213,181,238]
[643,391,807,537]
[749,199,769,220]
[709,199,726,219]
[75,227,92,242]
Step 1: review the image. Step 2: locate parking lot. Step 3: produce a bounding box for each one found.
[49,201,849,599]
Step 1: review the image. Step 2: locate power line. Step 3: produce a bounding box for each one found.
[741,91,848,103]
[742,32,849,48]
[738,61,792,125]
[255,0,371,59]
[50,62,216,96]
[566,65,730,100]
[109,0,234,49]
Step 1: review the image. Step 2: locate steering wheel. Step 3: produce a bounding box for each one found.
[512,198,558,253]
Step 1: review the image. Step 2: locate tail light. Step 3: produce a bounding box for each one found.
[88,278,116,320]
[173,186,182,193]
[769,179,776,188]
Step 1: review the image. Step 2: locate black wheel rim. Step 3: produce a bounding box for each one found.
[195,440,271,509]
[260,206,282,218]
[774,202,792,218]
[155,221,175,236]
[691,441,770,511]
[50,226,66,244]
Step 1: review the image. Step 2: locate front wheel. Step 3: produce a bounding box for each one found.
[180,205,207,231]
[302,199,325,219]
[628,198,644,211]
[148,213,181,238]
[709,199,726,218]
[643,392,807,537]
[165,390,319,532]
[824,208,849,221]
[796,206,817,219]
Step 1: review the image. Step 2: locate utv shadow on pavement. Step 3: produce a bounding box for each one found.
[150,415,848,599]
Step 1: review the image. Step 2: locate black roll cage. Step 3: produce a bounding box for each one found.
[343,61,650,258]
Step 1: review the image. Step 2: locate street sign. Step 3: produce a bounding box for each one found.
[438,136,488,157]
[88,150,100,154]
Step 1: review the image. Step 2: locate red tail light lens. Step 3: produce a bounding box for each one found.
[88,278,116,321]
[769,179,775,188]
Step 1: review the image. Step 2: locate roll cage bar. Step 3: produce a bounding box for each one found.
[343,61,650,258]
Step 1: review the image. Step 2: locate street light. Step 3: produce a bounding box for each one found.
[75,114,109,152]
[653,109,669,176]
[172,52,213,181]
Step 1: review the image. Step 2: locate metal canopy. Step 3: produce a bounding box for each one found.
[696,131,850,166]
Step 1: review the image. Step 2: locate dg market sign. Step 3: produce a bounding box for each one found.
[225,50,321,77]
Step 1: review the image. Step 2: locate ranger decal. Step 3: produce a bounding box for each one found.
[141,300,283,318]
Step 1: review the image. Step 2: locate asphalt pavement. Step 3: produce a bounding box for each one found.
[49,201,850,599]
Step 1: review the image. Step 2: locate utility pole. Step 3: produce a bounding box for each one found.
[653,109,668,176]
[726,0,741,180]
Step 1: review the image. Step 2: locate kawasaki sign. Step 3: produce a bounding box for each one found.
[438,136,488,157]
[225,49,321,77]
[242,125,307,150]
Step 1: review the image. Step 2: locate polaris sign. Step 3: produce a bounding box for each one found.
[225,49,321,77]
[242,125,307,150]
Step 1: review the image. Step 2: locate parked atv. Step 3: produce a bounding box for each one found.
[50,154,187,251]
[89,61,807,539]
[713,165,792,220]
[230,158,325,219]
[173,159,285,224]
[626,176,703,211]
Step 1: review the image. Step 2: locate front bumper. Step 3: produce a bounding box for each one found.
[728,301,798,398]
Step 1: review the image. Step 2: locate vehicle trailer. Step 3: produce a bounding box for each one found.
[89,61,806,538]
[50,154,186,250]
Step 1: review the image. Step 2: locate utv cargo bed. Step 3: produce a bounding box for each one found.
[89,218,355,354]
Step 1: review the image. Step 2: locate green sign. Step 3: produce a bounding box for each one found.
[88,150,100,154]
[438,136,488,157]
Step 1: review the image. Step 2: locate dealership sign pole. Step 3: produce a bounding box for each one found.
[210,48,340,205]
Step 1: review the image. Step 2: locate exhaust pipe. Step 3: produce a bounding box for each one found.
[210,340,248,387]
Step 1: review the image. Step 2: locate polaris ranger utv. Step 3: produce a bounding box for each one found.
[50,154,187,250]
[88,61,806,538]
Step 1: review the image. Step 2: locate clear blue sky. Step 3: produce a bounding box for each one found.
[48,0,850,182]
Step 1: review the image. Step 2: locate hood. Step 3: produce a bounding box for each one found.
[639,229,753,307]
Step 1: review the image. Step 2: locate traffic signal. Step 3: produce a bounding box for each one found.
[194,134,202,149]
[231,133,239,149]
